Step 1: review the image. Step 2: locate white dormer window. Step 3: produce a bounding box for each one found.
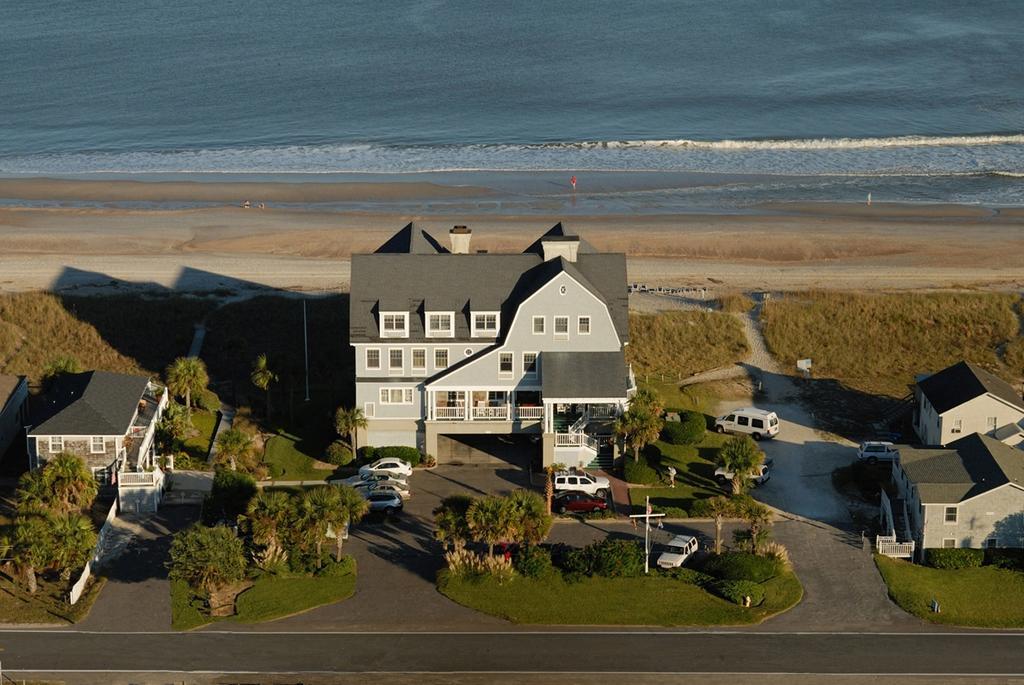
[472,312,500,337]
[426,312,454,338]
[380,312,409,338]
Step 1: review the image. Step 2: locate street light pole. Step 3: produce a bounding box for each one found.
[629,495,665,575]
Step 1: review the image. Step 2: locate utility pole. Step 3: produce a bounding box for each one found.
[628,496,666,574]
[303,299,310,402]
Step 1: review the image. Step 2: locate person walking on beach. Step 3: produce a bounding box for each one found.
[570,175,577,191]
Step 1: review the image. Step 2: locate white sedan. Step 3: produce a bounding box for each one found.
[335,471,407,488]
[356,481,411,500]
[358,458,414,479]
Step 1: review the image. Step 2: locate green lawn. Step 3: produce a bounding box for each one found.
[628,433,729,515]
[182,410,218,461]
[171,560,357,630]
[263,433,336,481]
[0,575,106,625]
[875,555,1024,627]
[438,570,801,626]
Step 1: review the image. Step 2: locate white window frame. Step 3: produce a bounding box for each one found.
[364,402,376,418]
[951,417,962,434]
[498,352,514,378]
[434,348,449,370]
[985,537,999,549]
[380,311,409,338]
[49,436,63,452]
[388,348,404,375]
[90,436,105,454]
[379,387,414,405]
[365,348,381,370]
[411,348,427,373]
[426,311,454,338]
[944,506,958,524]
[471,311,500,338]
[554,316,570,340]
[523,352,538,377]
[942,538,956,549]
[577,315,591,335]
[532,316,545,335]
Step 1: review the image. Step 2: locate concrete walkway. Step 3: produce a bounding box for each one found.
[205,405,235,465]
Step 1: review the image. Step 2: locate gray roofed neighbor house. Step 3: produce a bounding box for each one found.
[899,433,1024,503]
[0,374,26,414]
[29,371,151,437]
[541,351,628,399]
[374,223,450,255]
[522,222,597,256]
[917,361,1023,414]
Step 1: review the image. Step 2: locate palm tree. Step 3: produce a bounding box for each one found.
[705,495,735,554]
[334,406,368,456]
[543,462,566,514]
[615,406,662,462]
[11,517,53,594]
[630,387,663,416]
[742,500,774,554]
[49,512,98,579]
[215,428,253,471]
[333,485,369,561]
[250,353,278,420]
[42,453,98,514]
[717,435,764,495]
[241,490,294,568]
[165,356,209,415]
[433,495,475,551]
[16,469,52,514]
[297,486,342,569]
[505,490,552,547]
[466,496,513,557]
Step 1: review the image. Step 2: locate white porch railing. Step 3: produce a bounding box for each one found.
[516,406,544,420]
[434,406,466,420]
[876,534,915,558]
[472,405,509,420]
[554,432,599,451]
[118,468,164,487]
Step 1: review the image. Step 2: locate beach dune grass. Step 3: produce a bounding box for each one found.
[438,570,801,626]
[875,555,1024,628]
[627,311,748,382]
[761,291,1024,396]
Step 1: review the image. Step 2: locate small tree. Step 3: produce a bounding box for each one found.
[241,490,295,569]
[333,485,369,561]
[506,490,553,548]
[705,495,736,554]
[296,486,342,569]
[717,435,764,495]
[165,356,209,415]
[250,353,279,420]
[10,517,53,594]
[49,512,98,580]
[543,462,566,514]
[169,525,247,596]
[630,387,663,416]
[156,401,192,453]
[215,427,254,471]
[16,469,52,515]
[43,453,98,514]
[742,500,774,553]
[615,406,662,463]
[434,495,475,551]
[334,406,368,456]
[466,496,513,557]
[42,356,80,386]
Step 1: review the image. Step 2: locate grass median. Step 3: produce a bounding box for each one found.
[875,555,1024,628]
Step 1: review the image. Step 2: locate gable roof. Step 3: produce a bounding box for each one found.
[29,371,150,437]
[350,225,628,344]
[522,222,597,256]
[542,351,629,400]
[899,433,1024,504]
[0,374,26,416]
[374,222,449,255]
[917,361,1023,414]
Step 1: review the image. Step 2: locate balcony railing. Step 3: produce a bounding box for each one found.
[472,405,509,420]
[435,406,466,420]
[515,406,544,420]
[876,534,915,558]
[554,432,599,451]
[118,467,164,487]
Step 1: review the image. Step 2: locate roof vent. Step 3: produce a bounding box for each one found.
[449,225,472,254]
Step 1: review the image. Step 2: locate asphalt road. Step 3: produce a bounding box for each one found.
[2,630,1024,677]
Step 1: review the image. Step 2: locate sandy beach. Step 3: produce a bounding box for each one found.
[0,177,1022,295]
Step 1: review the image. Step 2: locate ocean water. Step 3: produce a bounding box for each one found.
[1,0,1023,204]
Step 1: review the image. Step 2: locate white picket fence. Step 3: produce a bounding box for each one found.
[68,499,119,605]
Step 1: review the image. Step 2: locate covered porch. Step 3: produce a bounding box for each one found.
[428,389,545,422]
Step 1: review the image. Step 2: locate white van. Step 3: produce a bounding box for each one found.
[714,407,780,440]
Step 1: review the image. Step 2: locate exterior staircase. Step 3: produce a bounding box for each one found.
[587,438,614,469]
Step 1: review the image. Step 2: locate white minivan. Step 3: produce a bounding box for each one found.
[715,407,780,440]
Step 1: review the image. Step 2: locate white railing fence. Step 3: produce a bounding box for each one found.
[471,405,509,420]
[118,467,164,487]
[434,406,465,420]
[554,433,599,451]
[876,534,915,558]
[516,406,544,420]
[68,499,119,604]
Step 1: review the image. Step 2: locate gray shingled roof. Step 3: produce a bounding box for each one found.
[374,222,449,254]
[541,351,628,399]
[917,361,1023,414]
[0,375,25,416]
[350,226,628,344]
[522,222,598,256]
[29,371,150,437]
[899,433,1024,503]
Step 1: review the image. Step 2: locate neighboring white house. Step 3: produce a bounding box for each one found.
[27,371,168,482]
[350,222,634,468]
[0,374,29,457]
[913,361,1024,447]
[892,433,1024,555]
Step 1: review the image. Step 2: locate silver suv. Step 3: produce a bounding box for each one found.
[857,441,899,464]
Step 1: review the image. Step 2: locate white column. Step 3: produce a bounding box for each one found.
[464,390,471,420]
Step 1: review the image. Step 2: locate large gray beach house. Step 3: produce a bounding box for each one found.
[350,223,635,468]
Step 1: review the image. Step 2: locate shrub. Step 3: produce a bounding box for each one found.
[360,446,376,462]
[651,505,688,519]
[700,552,782,583]
[197,388,221,413]
[169,525,247,594]
[985,548,1024,571]
[661,411,706,445]
[202,470,257,525]
[324,441,354,466]
[317,556,357,578]
[709,579,765,606]
[374,445,421,467]
[563,539,645,578]
[624,456,660,485]
[667,567,714,585]
[925,548,984,570]
[513,545,553,579]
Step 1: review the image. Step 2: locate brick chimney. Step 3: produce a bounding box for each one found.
[449,225,472,254]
